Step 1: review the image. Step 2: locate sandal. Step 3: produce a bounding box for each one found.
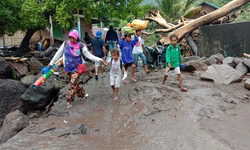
[81,93,89,101]
[111,91,115,96]
[67,103,73,108]
[114,97,120,101]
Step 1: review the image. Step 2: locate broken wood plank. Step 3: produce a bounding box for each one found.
[40,37,46,44]
[42,40,49,50]
[4,57,21,60]
[142,31,152,36]
[155,23,184,33]
[8,61,22,75]
[15,58,29,62]
[243,53,250,58]
[181,16,186,25]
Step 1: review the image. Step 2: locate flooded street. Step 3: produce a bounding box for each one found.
[1,69,250,150]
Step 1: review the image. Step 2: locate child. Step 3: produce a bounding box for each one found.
[119,33,138,83]
[132,29,151,73]
[106,48,125,101]
[161,35,187,91]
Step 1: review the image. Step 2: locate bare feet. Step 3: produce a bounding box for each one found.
[123,79,127,84]
[181,87,187,92]
[161,84,167,88]
[114,97,119,101]
[111,91,115,96]
[131,78,137,82]
[67,102,73,108]
[81,93,89,101]
[146,70,152,73]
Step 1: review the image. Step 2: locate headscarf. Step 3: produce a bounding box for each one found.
[68,29,80,56]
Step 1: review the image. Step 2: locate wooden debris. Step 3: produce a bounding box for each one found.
[142,31,152,36]
[41,37,46,44]
[42,40,49,50]
[8,61,23,75]
[243,53,250,58]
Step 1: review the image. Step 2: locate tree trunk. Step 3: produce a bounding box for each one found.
[160,0,250,45]
[17,28,40,56]
[145,10,173,29]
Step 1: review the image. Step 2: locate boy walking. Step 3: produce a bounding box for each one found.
[119,33,138,83]
[132,29,151,73]
[105,49,125,101]
[162,35,187,91]
[91,31,107,80]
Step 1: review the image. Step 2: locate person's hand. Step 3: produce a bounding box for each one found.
[144,51,146,56]
[168,63,171,68]
[104,56,107,60]
[101,60,106,65]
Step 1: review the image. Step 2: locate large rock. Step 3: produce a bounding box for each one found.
[16,62,28,76]
[243,58,250,69]
[29,57,44,70]
[183,60,208,72]
[21,78,58,110]
[234,57,243,65]
[223,57,234,67]
[235,63,248,74]
[245,79,250,90]
[182,56,201,63]
[207,53,225,65]
[0,57,13,78]
[0,110,29,144]
[21,75,37,87]
[200,64,244,85]
[0,79,26,125]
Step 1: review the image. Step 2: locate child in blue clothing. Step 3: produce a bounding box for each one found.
[119,33,138,83]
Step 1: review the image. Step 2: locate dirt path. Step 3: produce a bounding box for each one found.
[0,69,250,150]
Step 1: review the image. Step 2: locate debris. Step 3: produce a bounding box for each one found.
[0,110,29,144]
[63,120,68,124]
[30,57,44,70]
[223,57,234,67]
[235,63,248,74]
[182,56,201,63]
[0,57,13,79]
[7,61,22,75]
[183,60,208,72]
[200,64,244,85]
[245,79,250,90]
[243,58,250,69]
[243,53,250,58]
[233,57,243,65]
[21,75,37,87]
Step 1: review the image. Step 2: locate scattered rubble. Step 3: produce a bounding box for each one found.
[235,62,248,74]
[0,57,13,79]
[21,75,37,87]
[223,57,234,67]
[245,79,250,90]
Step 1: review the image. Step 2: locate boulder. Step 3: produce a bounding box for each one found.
[200,64,244,85]
[16,62,28,76]
[208,56,217,65]
[223,57,234,67]
[243,58,250,69]
[21,75,37,87]
[182,56,201,63]
[235,63,248,74]
[29,57,44,70]
[0,79,26,125]
[21,77,58,110]
[234,57,243,65]
[0,57,13,78]
[212,53,225,63]
[207,53,225,65]
[183,60,208,72]
[0,110,29,144]
[245,79,250,90]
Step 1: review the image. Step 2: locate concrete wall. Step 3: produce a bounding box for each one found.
[0,36,4,47]
[3,31,40,46]
[197,21,250,57]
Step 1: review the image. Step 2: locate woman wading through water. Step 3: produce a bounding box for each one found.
[42,29,106,108]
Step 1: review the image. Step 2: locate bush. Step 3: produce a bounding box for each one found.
[233,12,250,23]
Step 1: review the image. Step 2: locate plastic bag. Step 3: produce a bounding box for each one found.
[128,19,148,30]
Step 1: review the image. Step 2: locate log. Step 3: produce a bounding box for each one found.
[41,37,46,44]
[155,23,184,33]
[4,57,21,60]
[42,40,49,50]
[145,10,173,29]
[160,0,250,45]
[142,31,152,36]
[243,53,250,58]
[181,16,186,25]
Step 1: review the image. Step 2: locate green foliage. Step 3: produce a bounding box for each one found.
[0,0,22,35]
[2,0,144,35]
[233,12,250,23]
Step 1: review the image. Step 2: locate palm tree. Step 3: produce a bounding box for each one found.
[156,0,201,22]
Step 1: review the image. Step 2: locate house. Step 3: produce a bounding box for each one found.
[189,1,220,19]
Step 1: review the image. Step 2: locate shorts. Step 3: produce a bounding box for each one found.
[165,67,181,75]
[124,62,134,70]
[95,57,104,67]
[110,75,121,88]
[134,53,147,67]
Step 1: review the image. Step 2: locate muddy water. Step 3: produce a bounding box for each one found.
[1,69,250,150]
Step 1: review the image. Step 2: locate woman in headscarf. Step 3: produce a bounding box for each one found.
[44,29,106,108]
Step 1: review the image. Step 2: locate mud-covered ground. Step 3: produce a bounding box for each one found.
[1,67,250,150]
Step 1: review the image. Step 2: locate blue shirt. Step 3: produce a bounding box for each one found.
[64,43,82,73]
[105,29,119,42]
[119,37,138,64]
[91,37,105,57]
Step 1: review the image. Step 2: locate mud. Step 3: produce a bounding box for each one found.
[0,68,250,150]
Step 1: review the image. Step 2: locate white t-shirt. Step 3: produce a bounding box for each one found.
[108,58,122,76]
[131,35,144,54]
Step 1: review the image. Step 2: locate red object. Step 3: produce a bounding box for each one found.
[32,76,45,89]
[77,63,87,74]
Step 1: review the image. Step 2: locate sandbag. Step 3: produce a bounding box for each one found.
[128,19,148,30]
[122,26,135,36]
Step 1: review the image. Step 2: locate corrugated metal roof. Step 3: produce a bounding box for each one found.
[197,1,220,9]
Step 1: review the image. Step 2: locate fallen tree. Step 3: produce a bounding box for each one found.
[146,0,250,46]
